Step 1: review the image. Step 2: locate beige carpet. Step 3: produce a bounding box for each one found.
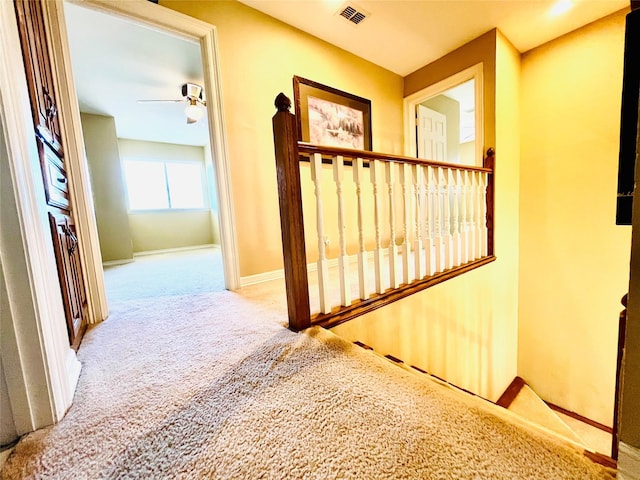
[2,270,615,478]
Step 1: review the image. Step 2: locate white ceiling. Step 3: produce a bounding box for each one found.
[239,0,628,76]
[64,2,210,147]
[63,0,628,147]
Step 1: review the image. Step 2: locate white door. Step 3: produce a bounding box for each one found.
[417,105,447,161]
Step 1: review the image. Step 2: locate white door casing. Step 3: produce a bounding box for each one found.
[417,104,447,162]
[404,63,484,165]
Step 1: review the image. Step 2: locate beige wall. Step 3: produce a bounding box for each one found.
[127,211,213,252]
[0,357,16,445]
[118,139,214,253]
[161,0,404,277]
[332,30,521,403]
[81,113,133,263]
[518,9,631,426]
[460,141,475,164]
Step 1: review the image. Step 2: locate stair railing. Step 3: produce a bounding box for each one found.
[273,93,496,331]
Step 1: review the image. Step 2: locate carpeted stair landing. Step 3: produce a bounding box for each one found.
[2,290,615,479]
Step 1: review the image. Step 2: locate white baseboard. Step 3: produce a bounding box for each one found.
[133,244,218,257]
[102,259,134,267]
[240,252,377,287]
[240,269,286,287]
[619,442,640,480]
[64,348,82,408]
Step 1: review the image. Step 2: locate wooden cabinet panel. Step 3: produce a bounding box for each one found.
[48,212,87,350]
[37,137,69,210]
[14,0,64,156]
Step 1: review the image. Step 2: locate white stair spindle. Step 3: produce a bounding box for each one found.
[333,155,351,307]
[413,164,424,280]
[310,153,331,313]
[478,171,488,257]
[468,170,477,261]
[424,165,435,276]
[370,160,385,294]
[460,169,469,264]
[353,157,369,300]
[451,169,462,267]
[442,167,453,270]
[386,161,399,288]
[433,167,443,273]
[400,163,412,284]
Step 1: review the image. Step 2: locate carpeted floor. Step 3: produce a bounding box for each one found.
[102,247,226,302]
[1,251,615,479]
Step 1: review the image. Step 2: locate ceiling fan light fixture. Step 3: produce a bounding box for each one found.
[185,99,204,124]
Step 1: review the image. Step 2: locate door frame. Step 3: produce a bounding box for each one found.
[0,0,238,433]
[50,0,240,311]
[404,63,484,165]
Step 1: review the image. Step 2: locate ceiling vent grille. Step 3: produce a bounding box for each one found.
[337,3,370,25]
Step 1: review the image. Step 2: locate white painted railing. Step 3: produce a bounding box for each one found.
[300,144,494,323]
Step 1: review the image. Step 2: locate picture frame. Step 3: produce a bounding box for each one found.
[293,76,372,151]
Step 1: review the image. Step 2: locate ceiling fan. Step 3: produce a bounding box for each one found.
[137,83,207,124]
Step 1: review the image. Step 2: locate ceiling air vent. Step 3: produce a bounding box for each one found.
[337,3,370,26]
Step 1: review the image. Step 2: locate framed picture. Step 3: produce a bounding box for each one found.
[293,76,372,151]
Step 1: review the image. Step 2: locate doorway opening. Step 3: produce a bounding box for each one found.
[404,63,484,166]
[60,1,236,309]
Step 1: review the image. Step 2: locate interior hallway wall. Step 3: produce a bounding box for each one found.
[161,0,404,277]
[518,9,631,426]
[81,113,133,263]
[118,139,214,253]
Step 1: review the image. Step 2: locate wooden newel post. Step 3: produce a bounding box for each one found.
[612,293,628,460]
[484,147,496,256]
[273,93,311,331]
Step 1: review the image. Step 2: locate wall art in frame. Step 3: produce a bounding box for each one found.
[293,76,372,151]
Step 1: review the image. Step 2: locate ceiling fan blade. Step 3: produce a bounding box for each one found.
[136,99,185,103]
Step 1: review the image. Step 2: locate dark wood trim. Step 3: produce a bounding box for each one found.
[583,451,616,470]
[495,376,526,408]
[298,142,493,174]
[544,401,613,434]
[484,148,495,256]
[353,341,373,350]
[411,365,429,375]
[612,293,628,460]
[272,93,311,331]
[385,354,404,364]
[631,0,640,11]
[314,256,496,329]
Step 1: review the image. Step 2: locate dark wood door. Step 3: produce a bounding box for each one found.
[14,0,64,155]
[49,212,88,349]
[15,0,88,350]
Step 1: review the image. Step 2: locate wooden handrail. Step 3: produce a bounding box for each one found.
[298,142,493,173]
[313,256,496,329]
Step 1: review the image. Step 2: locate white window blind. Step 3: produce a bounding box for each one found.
[123,160,205,211]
